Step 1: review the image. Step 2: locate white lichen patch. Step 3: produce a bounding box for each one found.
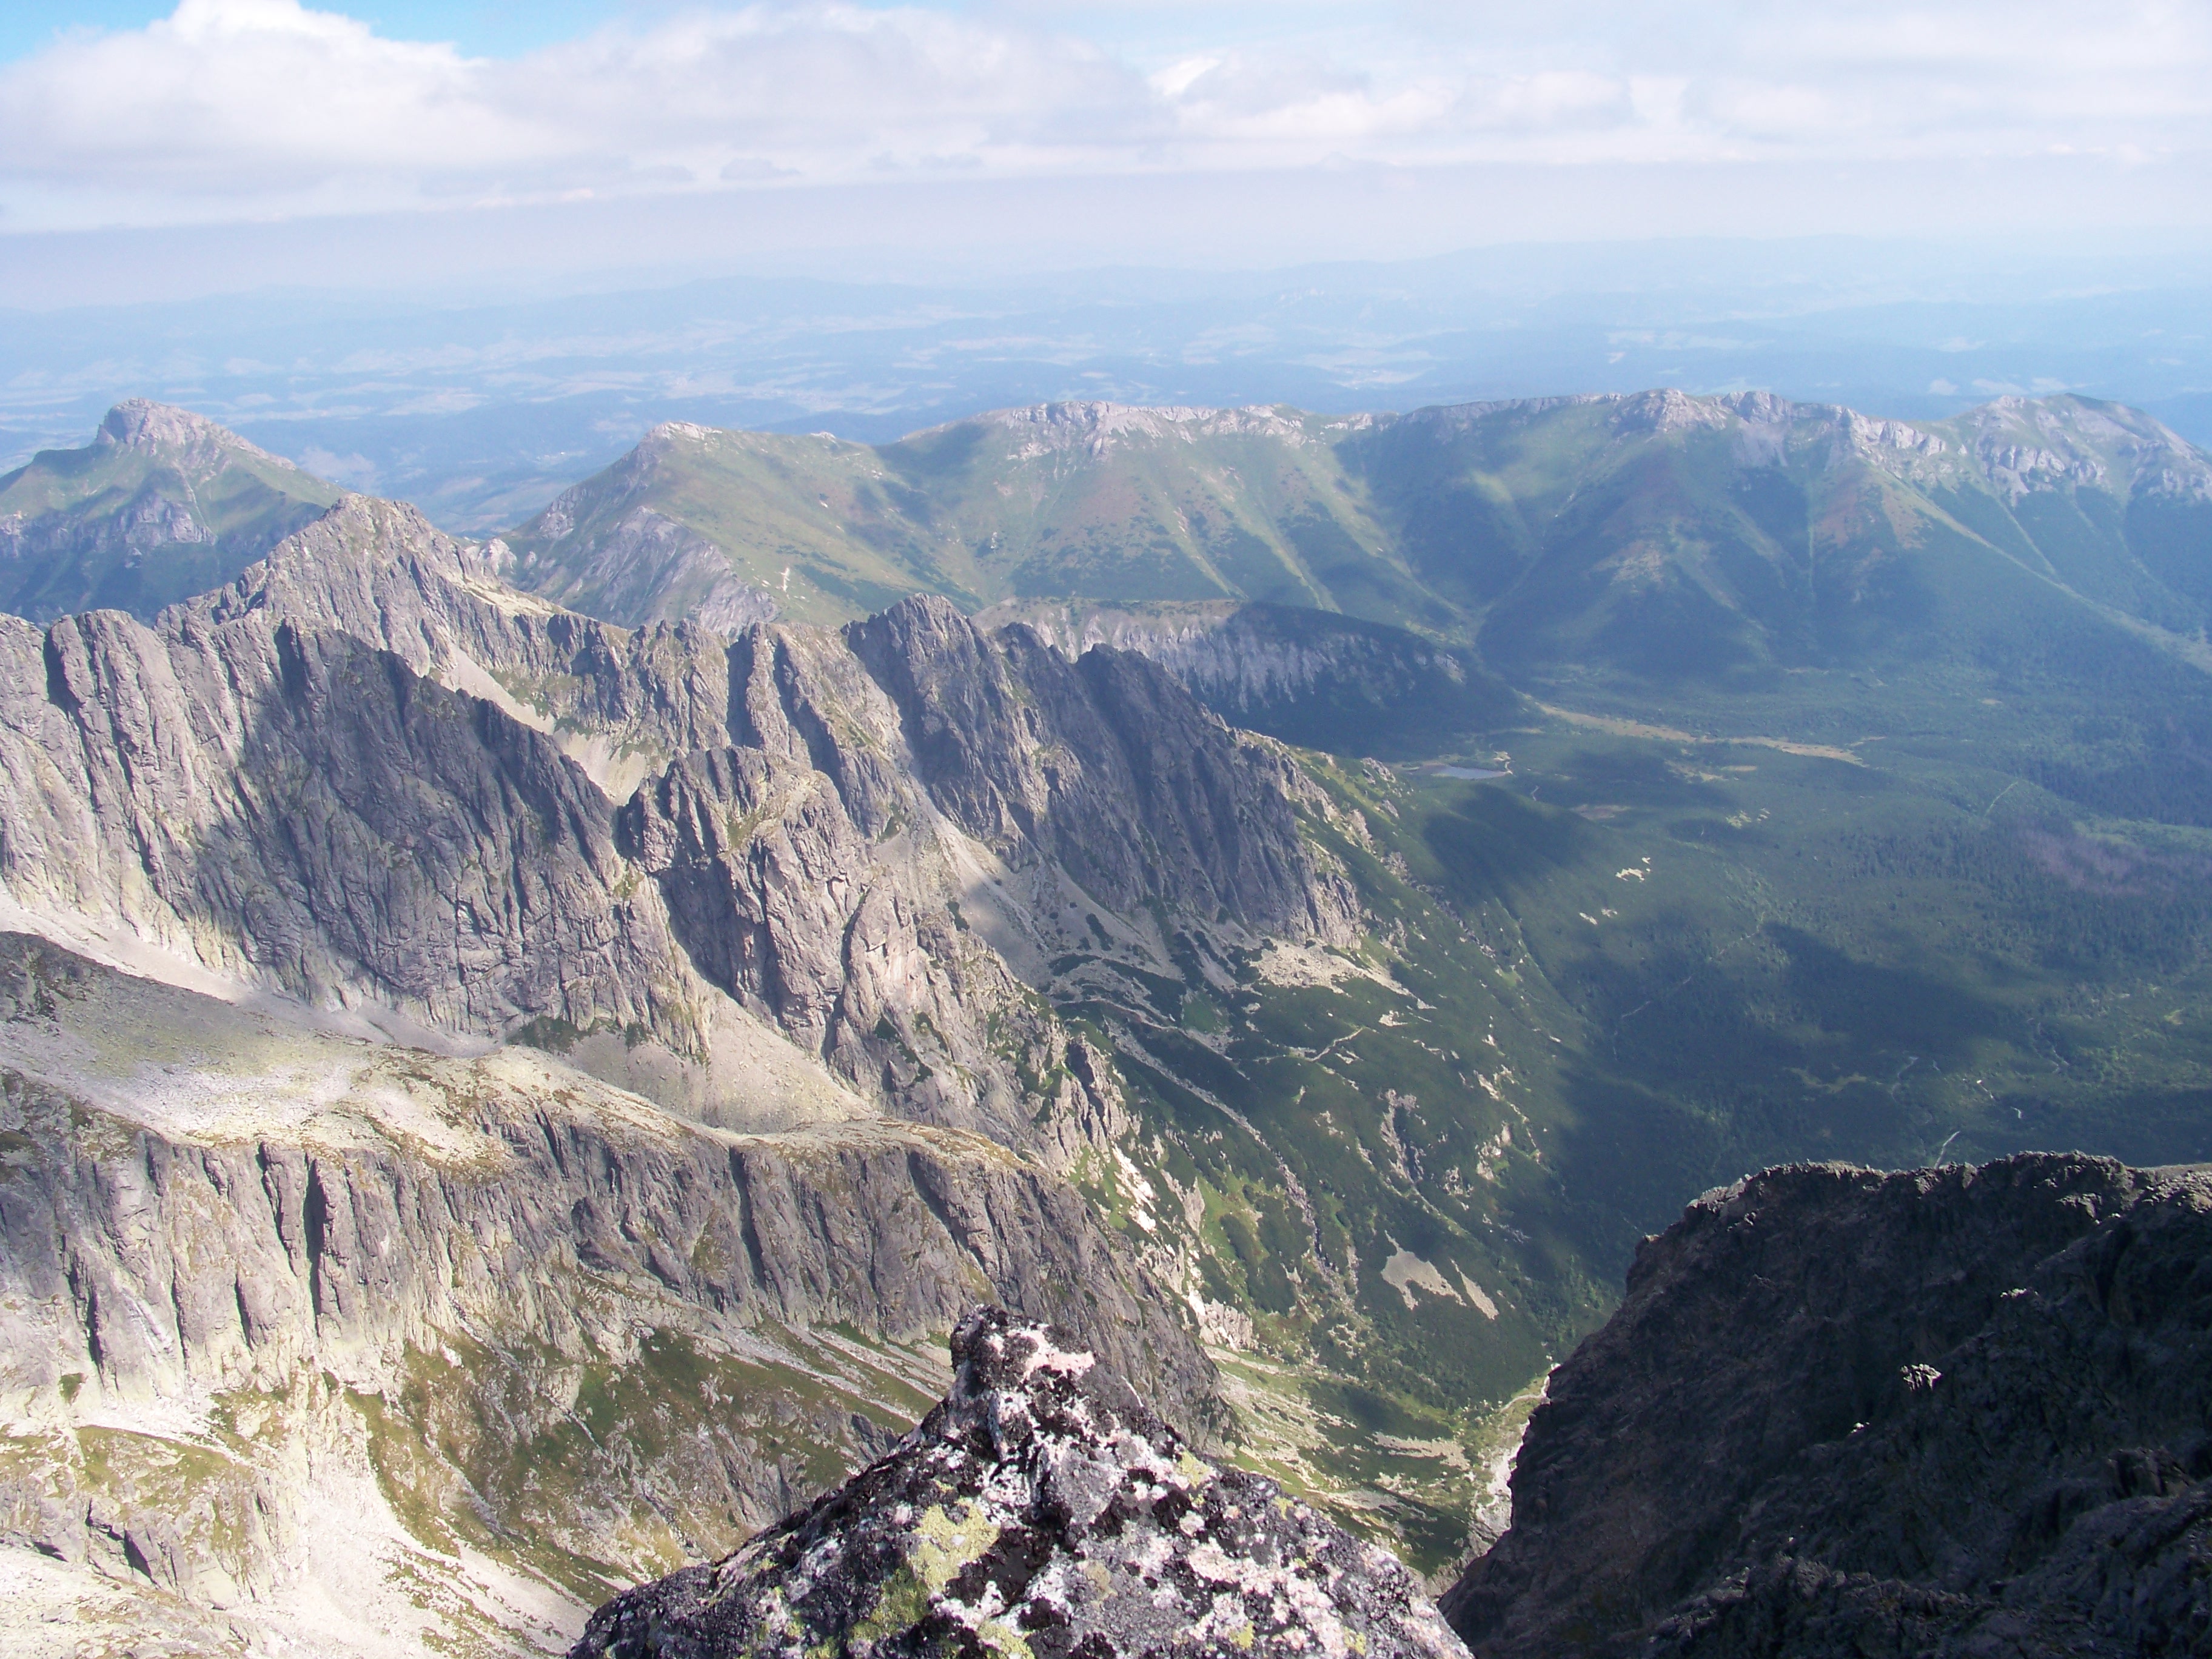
[577,1310,1470,1658]
[1017,1335,1098,1384]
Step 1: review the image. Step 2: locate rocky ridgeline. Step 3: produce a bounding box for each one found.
[977,598,1521,755]
[0,492,1351,1147]
[0,484,1356,1650]
[571,1307,1469,1659]
[1446,1153,2212,1658]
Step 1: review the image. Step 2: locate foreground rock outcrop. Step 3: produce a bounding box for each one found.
[1444,1153,2212,1658]
[572,1307,1469,1658]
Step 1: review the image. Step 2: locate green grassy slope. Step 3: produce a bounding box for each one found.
[505,404,1413,629]
[1090,691,2212,1572]
[504,391,2212,719]
[1339,391,2212,699]
[0,401,341,622]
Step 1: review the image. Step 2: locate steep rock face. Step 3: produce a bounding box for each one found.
[981,598,1523,757]
[1443,1154,2212,1658]
[533,498,779,637]
[0,481,1392,1649]
[619,740,1046,1145]
[846,595,1356,939]
[183,492,736,792]
[0,936,1217,1649]
[0,495,1349,1141]
[570,1307,1469,1659]
[7,603,697,1061]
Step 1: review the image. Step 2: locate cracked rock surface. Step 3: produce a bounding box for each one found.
[571,1307,1469,1658]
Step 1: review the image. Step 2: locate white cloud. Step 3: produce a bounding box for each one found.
[0,0,2207,229]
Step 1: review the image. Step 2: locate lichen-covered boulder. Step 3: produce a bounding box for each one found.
[568,1306,1470,1658]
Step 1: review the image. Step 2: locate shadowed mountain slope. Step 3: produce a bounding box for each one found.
[1444,1153,2212,1658]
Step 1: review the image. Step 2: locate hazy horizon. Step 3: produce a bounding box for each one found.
[4,2,2207,280]
[5,229,2210,533]
[4,4,2208,531]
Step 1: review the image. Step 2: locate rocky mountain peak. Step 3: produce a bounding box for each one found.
[973,400,1312,458]
[571,1305,1470,1658]
[1949,392,2212,501]
[0,401,341,622]
[181,491,501,635]
[1608,386,1737,436]
[95,398,286,467]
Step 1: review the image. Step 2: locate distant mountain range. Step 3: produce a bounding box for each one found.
[501,391,2212,706]
[24,393,2211,657]
[17,386,2209,747]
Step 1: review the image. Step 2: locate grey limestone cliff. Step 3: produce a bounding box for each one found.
[843,594,1353,938]
[0,934,1216,1655]
[0,493,1352,1145]
[1443,1153,2212,1658]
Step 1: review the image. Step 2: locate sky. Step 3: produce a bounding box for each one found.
[1,0,2210,298]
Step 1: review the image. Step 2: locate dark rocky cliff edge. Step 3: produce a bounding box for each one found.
[570,1307,1470,1659]
[1444,1153,2212,1658]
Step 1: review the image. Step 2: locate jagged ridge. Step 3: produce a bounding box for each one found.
[0,493,1350,1145]
[0,933,1217,1651]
